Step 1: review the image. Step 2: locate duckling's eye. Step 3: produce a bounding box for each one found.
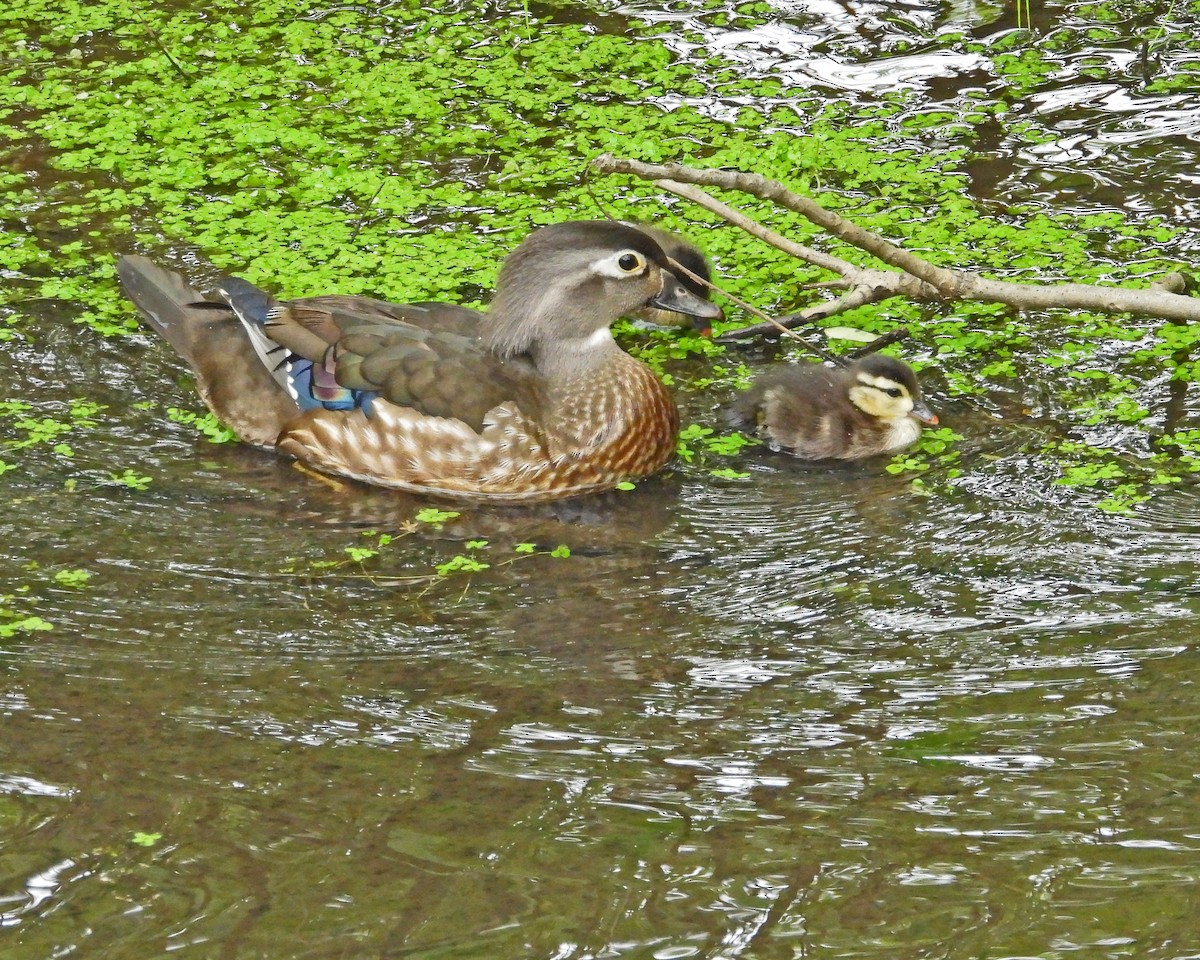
[885,387,903,398]
[617,252,643,273]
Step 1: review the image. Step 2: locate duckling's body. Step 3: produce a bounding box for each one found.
[729,354,937,461]
[118,220,720,501]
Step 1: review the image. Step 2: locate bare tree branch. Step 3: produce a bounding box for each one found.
[652,177,940,339]
[722,284,892,342]
[655,178,851,276]
[593,154,1200,331]
[1152,273,1188,294]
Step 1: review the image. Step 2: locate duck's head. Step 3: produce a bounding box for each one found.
[484,221,722,363]
[846,355,938,424]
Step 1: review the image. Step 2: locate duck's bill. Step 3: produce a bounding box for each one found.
[911,400,939,425]
[687,312,719,337]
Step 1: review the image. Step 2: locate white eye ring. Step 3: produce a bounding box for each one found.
[617,252,644,273]
[593,250,650,279]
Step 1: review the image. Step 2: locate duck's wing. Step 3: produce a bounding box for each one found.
[251,295,533,433]
[282,295,484,337]
[120,257,534,442]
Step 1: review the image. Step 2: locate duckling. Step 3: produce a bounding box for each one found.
[729,354,938,460]
[628,224,718,333]
[117,220,721,501]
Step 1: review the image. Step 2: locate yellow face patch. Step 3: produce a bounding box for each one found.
[848,373,914,420]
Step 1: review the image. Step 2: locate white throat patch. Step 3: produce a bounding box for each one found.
[581,327,615,349]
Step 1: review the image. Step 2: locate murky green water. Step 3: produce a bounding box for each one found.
[5,1,1200,957]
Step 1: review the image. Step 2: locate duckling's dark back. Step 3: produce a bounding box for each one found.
[728,357,927,461]
[729,363,855,458]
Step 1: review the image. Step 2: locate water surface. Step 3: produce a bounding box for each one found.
[4,1,1200,957]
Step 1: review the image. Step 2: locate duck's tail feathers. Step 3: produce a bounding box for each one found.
[117,255,221,362]
[218,276,276,327]
[116,255,300,448]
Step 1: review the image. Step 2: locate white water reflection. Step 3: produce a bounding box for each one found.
[0,774,75,798]
[0,859,79,927]
[802,50,991,90]
[672,18,993,92]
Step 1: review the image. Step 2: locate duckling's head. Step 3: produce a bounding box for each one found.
[485,221,721,363]
[846,355,938,424]
[627,224,721,333]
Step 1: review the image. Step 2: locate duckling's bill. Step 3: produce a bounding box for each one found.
[645,272,723,331]
[911,399,938,425]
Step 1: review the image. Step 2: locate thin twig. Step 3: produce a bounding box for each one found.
[131,9,191,82]
[720,283,892,341]
[596,155,964,294]
[654,178,851,276]
[347,180,388,245]
[675,263,839,360]
[582,160,832,352]
[845,327,912,359]
[581,163,622,224]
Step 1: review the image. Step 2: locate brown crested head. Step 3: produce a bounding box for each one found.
[627,223,720,333]
[484,220,720,361]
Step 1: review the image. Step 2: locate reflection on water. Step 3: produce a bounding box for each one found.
[7,427,1200,955]
[5,0,1200,958]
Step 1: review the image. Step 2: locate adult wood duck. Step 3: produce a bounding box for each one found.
[118,220,722,502]
[728,354,938,460]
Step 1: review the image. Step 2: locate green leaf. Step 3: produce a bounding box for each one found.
[109,469,152,490]
[53,568,92,588]
[130,832,162,847]
[823,326,881,343]
[0,616,53,638]
[415,507,459,525]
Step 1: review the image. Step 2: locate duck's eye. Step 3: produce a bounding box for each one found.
[885,387,903,398]
[617,252,643,273]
